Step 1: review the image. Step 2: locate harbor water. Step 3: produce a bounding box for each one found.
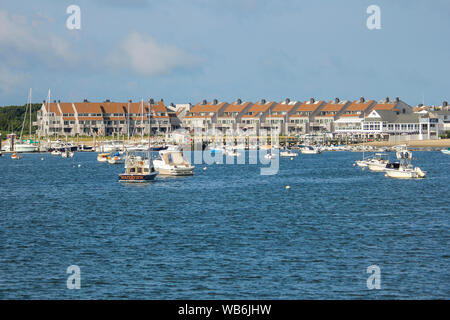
[0,151,448,299]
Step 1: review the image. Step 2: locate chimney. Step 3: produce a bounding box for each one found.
[418,103,424,107]
[105,99,110,103]
[170,102,175,107]
[237,98,242,104]
[360,97,365,103]
[334,97,340,104]
[213,99,218,105]
[285,98,290,104]
[128,99,132,103]
[58,100,61,103]
[385,97,390,103]
[443,101,448,107]
[83,99,88,103]
[160,98,164,102]
[310,98,315,104]
[43,100,46,103]
[395,97,400,102]
[260,99,266,104]
[149,98,154,104]
[53,100,57,103]
[202,99,207,105]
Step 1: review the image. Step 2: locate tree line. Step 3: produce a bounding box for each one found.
[0,104,41,138]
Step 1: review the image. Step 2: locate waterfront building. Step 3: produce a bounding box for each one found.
[265,99,301,135]
[182,99,228,132]
[36,99,176,137]
[216,99,253,132]
[239,99,277,134]
[310,98,351,133]
[287,98,326,135]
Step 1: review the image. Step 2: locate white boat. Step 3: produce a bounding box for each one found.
[61,149,74,158]
[441,148,450,155]
[300,146,321,154]
[384,148,426,179]
[367,153,390,172]
[108,153,125,164]
[280,149,298,157]
[153,147,194,176]
[118,152,158,182]
[264,152,277,159]
[51,150,62,156]
[97,153,110,162]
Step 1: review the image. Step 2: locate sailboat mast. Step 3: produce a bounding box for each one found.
[29,88,32,140]
[141,99,144,142]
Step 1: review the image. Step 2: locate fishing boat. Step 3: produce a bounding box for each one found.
[384,148,426,179]
[11,152,21,160]
[153,146,194,176]
[300,146,321,154]
[118,152,158,182]
[367,153,390,172]
[441,148,450,155]
[108,152,125,164]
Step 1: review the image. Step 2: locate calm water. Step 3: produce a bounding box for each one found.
[0,151,448,299]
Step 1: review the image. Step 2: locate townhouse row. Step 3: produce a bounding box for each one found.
[36,99,181,137]
[35,97,449,139]
[182,97,446,139]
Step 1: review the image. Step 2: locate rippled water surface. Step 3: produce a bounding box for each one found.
[0,151,448,299]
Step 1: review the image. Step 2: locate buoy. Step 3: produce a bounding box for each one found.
[353,163,356,167]
[41,157,44,161]
[78,164,81,168]
[362,167,366,171]
[286,185,290,190]
[203,166,207,170]
[290,157,293,160]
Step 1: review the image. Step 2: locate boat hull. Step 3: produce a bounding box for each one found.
[118,172,158,182]
[368,163,388,172]
[155,166,194,176]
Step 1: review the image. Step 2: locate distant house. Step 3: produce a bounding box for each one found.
[182,99,228,132]
[216,99,253,132]
[266,99,301,135]
[287,98,325,135]
[240,99,277,134]
[311,98,351,133]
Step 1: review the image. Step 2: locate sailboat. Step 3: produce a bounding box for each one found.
[10,89,39,153]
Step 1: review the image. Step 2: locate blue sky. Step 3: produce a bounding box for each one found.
[0,0,449,106]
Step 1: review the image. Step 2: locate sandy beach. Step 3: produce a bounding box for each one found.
[365,139,450,148]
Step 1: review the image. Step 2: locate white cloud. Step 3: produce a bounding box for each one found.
[108,32,197,75]
[0,9,78,66]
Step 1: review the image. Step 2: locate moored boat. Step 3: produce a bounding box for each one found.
[367,153,390,172]
[153,147,194,176]
[441,148,450,155]
[108,152,125,164]
[118,152,158,182]
[300,146,321,154]
[384,148,426,179]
